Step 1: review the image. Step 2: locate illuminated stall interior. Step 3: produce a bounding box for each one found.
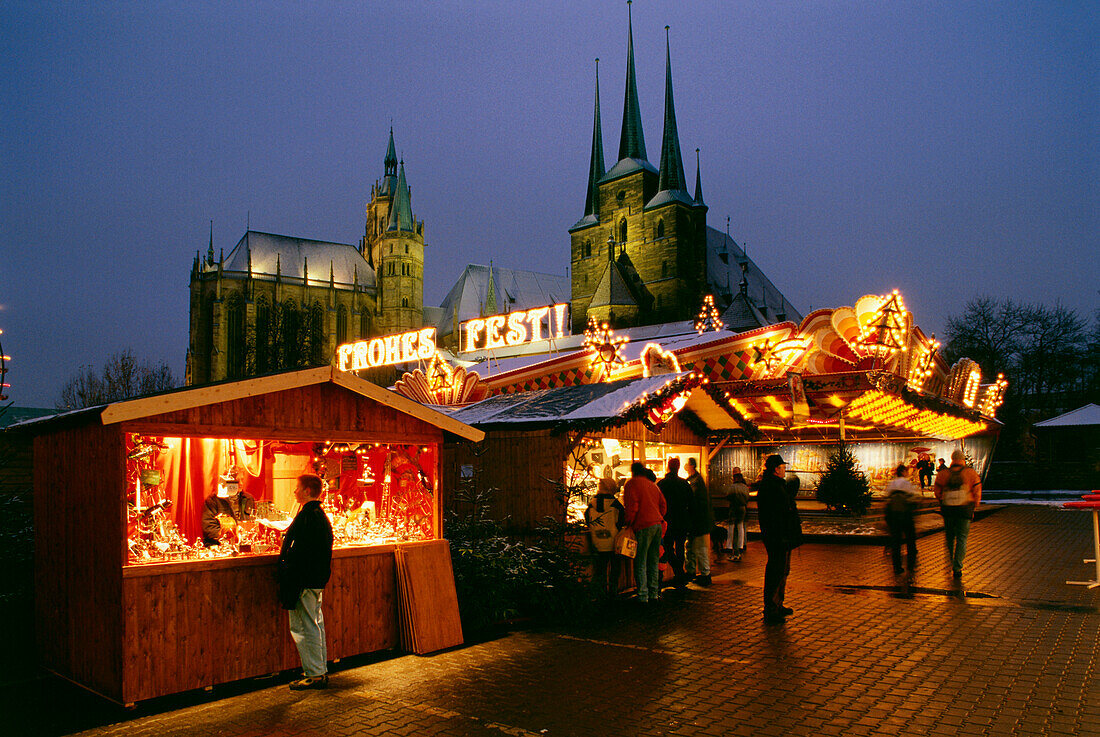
[126,433,438,565]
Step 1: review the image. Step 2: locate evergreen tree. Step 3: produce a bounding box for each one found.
[816,443,872,516]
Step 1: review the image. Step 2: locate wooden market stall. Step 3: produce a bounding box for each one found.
[24,366,482,705]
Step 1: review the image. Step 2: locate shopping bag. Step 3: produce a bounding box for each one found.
[614,528,637,558]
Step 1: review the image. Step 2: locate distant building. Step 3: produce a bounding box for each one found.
[186,129,426,384]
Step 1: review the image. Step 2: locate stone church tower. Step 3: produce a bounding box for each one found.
[360,129,426,334]
[569,7,707,333]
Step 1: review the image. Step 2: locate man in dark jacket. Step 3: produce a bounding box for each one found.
[278,474,334,690]
[684,458,714,586]
[658,458,692,588]
[757,454,796,623]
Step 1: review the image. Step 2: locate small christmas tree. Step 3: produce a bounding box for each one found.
[816,443,872,516]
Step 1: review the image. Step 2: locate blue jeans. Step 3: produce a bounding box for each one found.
[289,588,327,677]
[943,508,972,574]
[634,524,662,602]
[685,534,711,577]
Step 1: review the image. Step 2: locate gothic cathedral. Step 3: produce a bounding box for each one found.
[186,129,425,385]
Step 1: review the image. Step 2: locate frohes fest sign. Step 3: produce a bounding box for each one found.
[461,303,570,353]
[336,328,436,371]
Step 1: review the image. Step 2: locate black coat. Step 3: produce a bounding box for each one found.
[657,473,692,535]
[277,500,333,608]
[757,473,800,549]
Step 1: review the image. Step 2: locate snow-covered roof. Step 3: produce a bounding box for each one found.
[210,231,376,290]
[434,374,687,426]
[1033,404,1100,428]
[435,264,569,337]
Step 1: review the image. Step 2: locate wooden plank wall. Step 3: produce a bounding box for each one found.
[34,424,126,701]
[121,548,398,703]
[129,383,444,444]
[442,430,572,532]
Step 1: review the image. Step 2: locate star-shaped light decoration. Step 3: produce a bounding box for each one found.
[750,336,812,378]
[584,317,628,382]
[694,294,724,334]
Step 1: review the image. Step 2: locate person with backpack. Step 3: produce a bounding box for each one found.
[885,464,920,576]
[585,468,626,600]
[933,449,983,579]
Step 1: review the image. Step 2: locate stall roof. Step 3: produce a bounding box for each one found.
[434,373,743,433]
[1033,404,1100,429]
[12,366,485,442]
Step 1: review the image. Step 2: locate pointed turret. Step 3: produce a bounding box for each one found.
[387,160,415,232]
[583,59,605,219]
[206,220,215,265]
[379,128,399,196]
[618,2,647,163]
[656,27,686,194]
[484,262,497,316]
[693,148,706,207]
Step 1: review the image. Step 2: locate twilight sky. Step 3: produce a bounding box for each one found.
[1,1,1096,407]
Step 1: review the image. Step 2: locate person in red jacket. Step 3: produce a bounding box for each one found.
[624,462,667,603]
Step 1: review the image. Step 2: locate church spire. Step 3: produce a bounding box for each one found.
[384,127,397,177]
[206,220,214,265]
[693,148,706,207]
[617,1,647,163]
[656,26,687,194]
[583,58,606,219]
[387,159,414,232]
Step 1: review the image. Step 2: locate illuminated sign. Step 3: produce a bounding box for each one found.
[336,328,437,371]
[461,303,569,352]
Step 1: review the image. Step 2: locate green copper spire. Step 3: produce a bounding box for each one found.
[484,261,497,316]
[384,127,397,177]
[693,148,706,207]
[656,26,687,194]
[617,1,647,163]
[387,160,414,232]
[583,58,606,219]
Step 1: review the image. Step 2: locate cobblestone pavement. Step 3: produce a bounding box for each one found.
[11,506,1100,737]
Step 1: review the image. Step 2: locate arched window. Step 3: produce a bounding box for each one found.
[662,261,668,278]
[619,219,627,243]
[308,301,325,366]
[402,296,409,308]
[405,244,409,254]
[255,295,272,374]
[225,292,246,380]
[279,300,300,369]
[584,240,592,257]
[656,220,665,238]
[389,245,393,254]
[336,304,348,345]
[616,190,626,206]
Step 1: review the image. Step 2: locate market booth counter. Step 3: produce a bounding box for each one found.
[23,366,483,705]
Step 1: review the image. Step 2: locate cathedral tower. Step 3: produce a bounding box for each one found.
[361,130,425,333]
[569,6,707,332]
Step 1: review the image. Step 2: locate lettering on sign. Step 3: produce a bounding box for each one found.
[336,328,437,371]
[461,303,569,352]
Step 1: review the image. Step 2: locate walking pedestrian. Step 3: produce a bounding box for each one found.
[684,458,713,586]
[277,474,334,690]
[726,470,751,562]
[757,455,799,624]
[657,458,691,588]
[885,464,919,576]
[624,461,667,604]
[933,450,982,579]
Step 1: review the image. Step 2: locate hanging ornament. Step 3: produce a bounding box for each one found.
[584,317,628,382]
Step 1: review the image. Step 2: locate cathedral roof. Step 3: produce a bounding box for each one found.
[588,259,638,309]
[218,231,375,289]
[434,264,570,337]
[600,156,657,183]
[378,128,399,197]
[720,290,769,332]
[704,227,801,324]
